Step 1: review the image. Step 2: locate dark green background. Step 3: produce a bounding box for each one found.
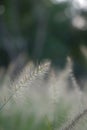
[1,0,87,83]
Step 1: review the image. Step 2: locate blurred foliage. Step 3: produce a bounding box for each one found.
[0,97,69,130]
[1,0,87,129]
[1,0,87,79]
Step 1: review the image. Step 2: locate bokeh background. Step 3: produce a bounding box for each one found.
[1,0,87,86]
[1,1,87,130]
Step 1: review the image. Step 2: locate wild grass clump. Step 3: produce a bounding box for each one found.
[0,56,87,130]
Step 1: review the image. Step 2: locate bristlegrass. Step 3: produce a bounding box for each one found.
[0,59,87,130]
[0,60,51,111]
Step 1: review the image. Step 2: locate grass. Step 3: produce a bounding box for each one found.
[0,58,87,130]
[0,97,69,130]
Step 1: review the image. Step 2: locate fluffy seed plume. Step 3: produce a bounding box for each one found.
[0,60,51,111]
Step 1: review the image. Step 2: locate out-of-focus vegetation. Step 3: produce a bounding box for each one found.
[1,0,87,130]
[1,0,87,82]
[0,0,87,83]
[0,58,87,130]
